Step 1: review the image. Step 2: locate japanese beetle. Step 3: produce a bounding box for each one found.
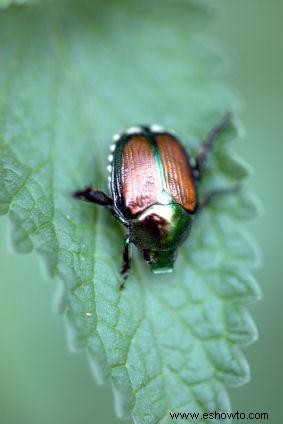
[75,113,236,288]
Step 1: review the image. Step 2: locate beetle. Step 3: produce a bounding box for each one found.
[74,113,237,288]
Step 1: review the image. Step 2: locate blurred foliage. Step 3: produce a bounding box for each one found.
[212,1,283,423]
[0,0,27,8]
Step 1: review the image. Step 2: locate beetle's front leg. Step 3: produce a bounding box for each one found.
[193,112,233,180]
[197,184,240,212]
[120,235,132,290]
[74,188,113,208]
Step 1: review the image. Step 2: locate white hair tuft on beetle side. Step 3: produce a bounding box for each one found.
[112,133,120,142]
[125,126,143,135]
[150,124,165,133]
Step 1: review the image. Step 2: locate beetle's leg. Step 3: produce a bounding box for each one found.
[193,112,232,180]
[196,184,240,213]
[74,188,113,207]
[120,235,132,290]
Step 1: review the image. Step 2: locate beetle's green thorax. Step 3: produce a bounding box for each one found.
[130,203,193,273]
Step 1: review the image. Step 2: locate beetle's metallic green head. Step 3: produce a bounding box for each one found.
[143,248,177,273]
[131,203,193,273]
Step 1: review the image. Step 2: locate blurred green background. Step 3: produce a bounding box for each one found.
[0,1,282,423]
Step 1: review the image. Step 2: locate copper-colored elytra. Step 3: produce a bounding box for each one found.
[156,134,197,213]
[121,136,162,215]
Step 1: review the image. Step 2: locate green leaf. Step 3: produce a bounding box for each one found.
[0,1,261,423]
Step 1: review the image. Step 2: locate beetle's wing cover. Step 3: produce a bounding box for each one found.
[156,134,197,213]
[119,136,162,216]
